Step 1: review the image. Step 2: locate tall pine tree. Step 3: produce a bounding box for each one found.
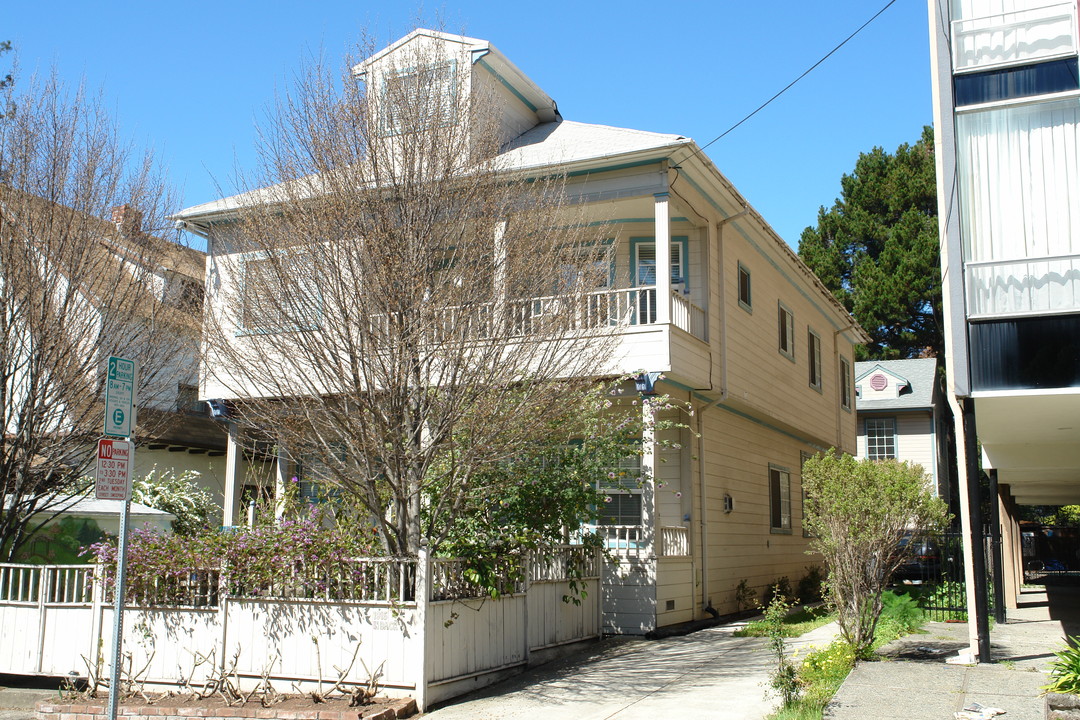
[799,126,941,360]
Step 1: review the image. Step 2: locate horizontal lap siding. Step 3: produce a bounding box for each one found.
[722,228,855,453]
[699,408,822,615]
[656,558,694,626]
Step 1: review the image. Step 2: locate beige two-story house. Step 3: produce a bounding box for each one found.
[174,29,866,634]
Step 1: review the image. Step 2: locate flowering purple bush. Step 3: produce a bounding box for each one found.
[83,506,383,605]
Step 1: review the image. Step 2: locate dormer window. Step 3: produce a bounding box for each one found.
[383,61,457,135]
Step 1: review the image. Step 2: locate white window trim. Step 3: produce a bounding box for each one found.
[778,301,795,360]
[769,464,792,533]
[808,328,823,392]
[737,262,752,313]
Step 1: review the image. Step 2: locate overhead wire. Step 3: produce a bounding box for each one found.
[683,0,901,163]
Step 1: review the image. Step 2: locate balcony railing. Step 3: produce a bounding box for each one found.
[659,525,691,557]
[363,286,708,343]
[953,2,1078,72]
[965,253,1080,317]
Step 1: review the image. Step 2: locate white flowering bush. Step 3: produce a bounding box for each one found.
[131,467,219,535]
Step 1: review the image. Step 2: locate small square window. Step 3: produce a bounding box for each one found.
[808,329,822,390]
[737,263,752,312]
[778,303,794,359]
[769,465,791,533]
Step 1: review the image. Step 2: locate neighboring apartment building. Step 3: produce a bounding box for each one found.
[855,358,951,501]
[928,0,1080,651]
[174,29,867,634]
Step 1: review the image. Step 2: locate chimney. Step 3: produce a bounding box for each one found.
[111,204,144,236]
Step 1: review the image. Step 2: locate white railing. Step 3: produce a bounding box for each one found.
[671,291,707,340]
[0,564,40,603]
[659,526,691,557]
[530,545,602,583]
[589,524,647,556]
[362,286,707,343]
[953,2,1078,72]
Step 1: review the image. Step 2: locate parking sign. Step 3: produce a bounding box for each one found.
[95,438,134,501]
[104,356,137,438]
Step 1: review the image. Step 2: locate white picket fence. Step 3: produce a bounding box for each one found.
[0,546,601,711]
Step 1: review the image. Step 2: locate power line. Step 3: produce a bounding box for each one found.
[693,0,900,158]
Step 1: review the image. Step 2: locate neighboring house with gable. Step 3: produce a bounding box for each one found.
[855,358,953,502]
[174,29,867,634]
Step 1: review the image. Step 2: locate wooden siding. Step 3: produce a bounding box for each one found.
[694,405,823,617]
[857,410,938,483]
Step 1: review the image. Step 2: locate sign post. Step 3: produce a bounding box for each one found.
[102,356,137,720]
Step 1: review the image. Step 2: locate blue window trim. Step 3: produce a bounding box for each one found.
[628,236,689,289]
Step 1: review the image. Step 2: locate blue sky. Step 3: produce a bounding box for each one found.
[5,1,932,250]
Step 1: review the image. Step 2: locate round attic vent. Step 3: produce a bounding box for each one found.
[870,374,888,391]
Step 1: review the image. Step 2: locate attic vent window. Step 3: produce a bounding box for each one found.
[383,61,457,135]
[870,374,888,391]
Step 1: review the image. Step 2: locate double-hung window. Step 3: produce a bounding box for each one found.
[839,357,852,411]
[769,465,791,533]
[383,61,456,135]
[737,262,752,311]
[808,329,822,390]
[598,455,643,526]
[240,252,320,334]
[866,418,897,460]
[778,303,795,359]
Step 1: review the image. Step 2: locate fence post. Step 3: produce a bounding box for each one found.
[89,565,104,683]
[414,547,429,712]
[217,568,230,682]
[522,551,531,667]
[35,566,49,673]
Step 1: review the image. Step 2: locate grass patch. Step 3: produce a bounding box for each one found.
[734,604,834,638]
[766,591,928,720]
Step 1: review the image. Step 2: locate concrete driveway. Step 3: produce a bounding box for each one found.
[423,620,839,720]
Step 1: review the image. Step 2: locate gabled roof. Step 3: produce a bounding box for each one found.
[352,29,559,123]
[855,358,940,412]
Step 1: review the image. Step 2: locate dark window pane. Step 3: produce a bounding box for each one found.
[969,315,1080,390]
[954,58,1079,107]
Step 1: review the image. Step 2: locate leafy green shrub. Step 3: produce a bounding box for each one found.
[736,578,758,611]
[874,591,925,646]
[798,566,825,604]
[765,576,794,606]
[1043,636,1080,694]
[763,594,801,707]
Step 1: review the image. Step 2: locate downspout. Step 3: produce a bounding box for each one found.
[697,207,748,614]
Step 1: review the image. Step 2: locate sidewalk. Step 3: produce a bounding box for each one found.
[422,618,840,719]
[827,585,1079,720]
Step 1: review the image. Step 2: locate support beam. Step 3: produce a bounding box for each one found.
[988,470,1005,624]
[222,423,243,527]
[275,444,290,520]
[962,398,992,662]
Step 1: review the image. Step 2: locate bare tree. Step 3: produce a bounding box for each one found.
[201,32,623,555]
[0,71,189,559]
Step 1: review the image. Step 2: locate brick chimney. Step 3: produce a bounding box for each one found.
[111,204,144,235]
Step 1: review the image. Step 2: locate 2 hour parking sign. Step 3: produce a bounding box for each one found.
[104,356,137,438]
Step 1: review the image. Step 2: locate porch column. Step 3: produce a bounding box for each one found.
[998,482,1020,609]
[275,443,290,520]
[641,398,657,555]
[654,193,671,325]
[493,220,508,331]
[222,423,243,527]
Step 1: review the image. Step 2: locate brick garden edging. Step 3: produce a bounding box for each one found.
[35,697,418,720]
